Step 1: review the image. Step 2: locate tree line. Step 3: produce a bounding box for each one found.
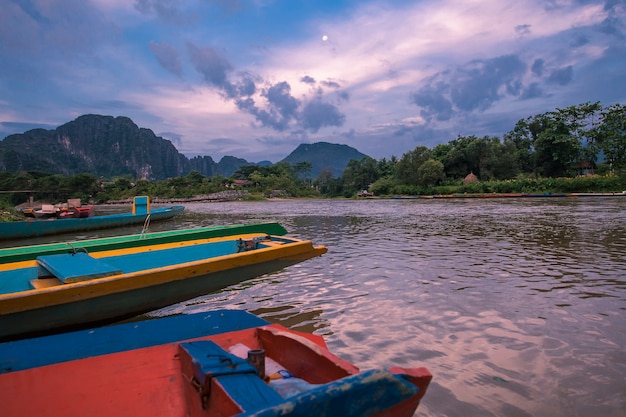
[0,102,624,206]
[330,102,626,196]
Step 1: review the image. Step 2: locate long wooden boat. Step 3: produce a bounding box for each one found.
[0,233,327,342]
[569,191,626,197]
[0,222,288,264]
[1,196,183,240]
[0,309,432,417]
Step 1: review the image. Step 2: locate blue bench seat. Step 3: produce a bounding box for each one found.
[36,252,123,284]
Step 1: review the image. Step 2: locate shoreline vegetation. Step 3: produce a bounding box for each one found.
[1,102,625,213]
[2,175,625,223]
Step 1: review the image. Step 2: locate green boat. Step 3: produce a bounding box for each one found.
[0,222,288,264]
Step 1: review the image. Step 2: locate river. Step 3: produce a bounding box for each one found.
[16,198,626,416]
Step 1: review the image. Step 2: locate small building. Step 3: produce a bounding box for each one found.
[463,172,479,185]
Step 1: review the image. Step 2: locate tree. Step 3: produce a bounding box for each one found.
[395,146,431,185]
[593,103,626,173]
[294,161,313,178]
[377,156,397,178]
[315,168,343,196]
[186,170,205,184]
[503,119,535,174]
[416,159,445,186]
[341,157,380,195]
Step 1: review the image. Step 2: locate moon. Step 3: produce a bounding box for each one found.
[322,35,328,41]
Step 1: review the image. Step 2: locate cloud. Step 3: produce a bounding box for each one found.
[546,66,574,85]
[149,41,183,77]
[451,55,527,111]
[531,59,545,76]
[0,0,118,59]
[321,80,341,89]
[234,81,299,131]
[301,75,316,84]
[520,82,544,99]
[300,100,346,133]
[187,42,233,88]
[234,72,258,97]
[410,82,454,122]
[410,55,528,121]
[134,0,193,25]
[515,24,532,36]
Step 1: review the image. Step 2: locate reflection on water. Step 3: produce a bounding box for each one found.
[166,198,625,417]
[15,198,626,416]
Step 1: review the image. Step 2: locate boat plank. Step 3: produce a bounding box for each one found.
[29,278,63,289]
[37,253,122,283]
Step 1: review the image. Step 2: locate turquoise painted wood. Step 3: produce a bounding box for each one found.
[0,310,268,373]
[0,205,184,240]
[0,234,327,342]
[243,370,418,417]
[133,196,149,214]
[179,341,284,412]
[0,222,288,264]
[0,239,240,292]
[37,253,122,283]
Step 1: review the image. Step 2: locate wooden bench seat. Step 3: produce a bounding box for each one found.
[36,252,122,284]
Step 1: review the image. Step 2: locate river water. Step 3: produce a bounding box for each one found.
[17,198,626,416]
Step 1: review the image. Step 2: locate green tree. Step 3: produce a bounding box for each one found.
[593,103,626,173]
[416,159,445,186]
[395,146,431,185]
[341,157,380,195]
[377,156,397,177]
[503,119,535,174]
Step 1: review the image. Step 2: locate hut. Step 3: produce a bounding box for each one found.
[463,172,479,185]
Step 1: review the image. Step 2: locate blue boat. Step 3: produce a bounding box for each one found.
[0,310,432,417]
[0,233,327,342]
[1,196,184,240]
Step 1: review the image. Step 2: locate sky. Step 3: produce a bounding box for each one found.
[1,0,625,163]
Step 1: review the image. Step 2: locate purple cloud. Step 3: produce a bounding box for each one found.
[149,41,183,77]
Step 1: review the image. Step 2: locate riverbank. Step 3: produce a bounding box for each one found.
[381,191,626,200]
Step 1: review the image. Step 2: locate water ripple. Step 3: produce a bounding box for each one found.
[143,198,626,417]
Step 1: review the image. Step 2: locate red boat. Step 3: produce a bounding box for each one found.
[0,310,432,417]
[59,204,95,218]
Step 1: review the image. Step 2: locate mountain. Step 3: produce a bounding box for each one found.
[0,115,246,179]
[0,115,369,180]
[281,142,369,178]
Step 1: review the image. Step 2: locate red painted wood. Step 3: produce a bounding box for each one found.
[0,324,431,417]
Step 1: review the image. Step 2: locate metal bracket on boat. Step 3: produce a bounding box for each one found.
[65,243,89,255]
[188,374,211,409]
[179,341,259,409]
[237,236,271,252]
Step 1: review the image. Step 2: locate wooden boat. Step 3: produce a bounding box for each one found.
[59,204,95,218]
[19,207,36,218]
[32,204,60,218]
[0,309,432,417]
[0,222,288,264]
[0,196,183,240]
[569,191,626,197]
[521,193,567,197]
[0,233,327,342]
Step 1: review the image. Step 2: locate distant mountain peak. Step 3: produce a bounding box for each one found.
[0,114,369,179]
[281,142,369,177]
